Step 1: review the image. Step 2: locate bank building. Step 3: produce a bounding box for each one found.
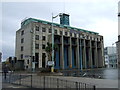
[15,13,104,70]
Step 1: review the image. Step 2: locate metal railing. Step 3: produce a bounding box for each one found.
[7,73,96,89]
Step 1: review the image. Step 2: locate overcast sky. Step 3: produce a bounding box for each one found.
[0,0,119,61]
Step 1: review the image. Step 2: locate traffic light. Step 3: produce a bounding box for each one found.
[32,56,35,62]
[9,57,12,63]
[14,57,17,63]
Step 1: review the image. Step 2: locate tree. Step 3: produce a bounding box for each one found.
[45,42,58,61]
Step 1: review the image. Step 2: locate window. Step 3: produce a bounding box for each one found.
[21,30,24,35]
[35,44,39,49]
[74,33,76,37]
[21,46,24,51]
[21,54,23,59]
[55,29,57,34]
[35,26,39,31]
[65,32,67,36]
[60,31,62,35]
[35,35,39,40]
[42,53,46,57]
[42,27,46,32]
[70,33,72,36]
[42,36,46,41]
[42,44,45,49]
[21,38,24,43]
[27,59,29,64]
[49,28,52,33]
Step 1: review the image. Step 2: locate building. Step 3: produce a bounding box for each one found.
[0,52,2,62]
[116,35,120,67]
[15,13,104,70]
[104,47,118,68]
[117,2,120,67]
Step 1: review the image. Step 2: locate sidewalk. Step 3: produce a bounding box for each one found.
[50,76,118,88]
[2,82,29,88]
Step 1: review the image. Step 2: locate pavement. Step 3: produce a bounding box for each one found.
[1,72,119,89]
[50,76,118,88]
[1,73,29,89]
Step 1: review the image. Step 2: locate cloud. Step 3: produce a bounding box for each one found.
[86,18,118,46]
[1,1,118,61]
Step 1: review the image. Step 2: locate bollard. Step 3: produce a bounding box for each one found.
[85,83,86,89]
[93,85,96,90]
[19,74,21,85]
[76,82,78,90]
[57,78,59,88]
[9,73,11,83]
[31,74,32,88]
[44,76,45,90]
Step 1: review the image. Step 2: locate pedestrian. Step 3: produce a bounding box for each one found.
[3,64,8,79]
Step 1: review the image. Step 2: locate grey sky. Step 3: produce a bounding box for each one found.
[1,0,119,61]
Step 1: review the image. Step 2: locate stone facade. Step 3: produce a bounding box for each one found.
[15,17,104,70]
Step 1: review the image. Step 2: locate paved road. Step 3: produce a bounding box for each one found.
[50,76,118,88]
[0,73,2,90]
[1,68,119,89]
[2,73,29,89]
[61,68,119,80]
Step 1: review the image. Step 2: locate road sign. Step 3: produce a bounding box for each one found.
[47,61,54,66]
[24,55,30,58]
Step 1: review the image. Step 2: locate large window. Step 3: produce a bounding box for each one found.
[55,29,57,34]
[49,28,52,33]
[21,30,24,35]
[65,32,67,36]
[27,59,29,64]
[35,26,39,31]
[70,33,72,36]
[60,31,62,35]
[35,44,39,49]
[42,36,46,41]
[21,38,24,43]
[35,35,39,40]
[21,54,23,59]
[21,46,24,51]
[42,27,46,32]
[42,44,45,49]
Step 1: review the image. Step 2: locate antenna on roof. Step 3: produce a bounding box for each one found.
[21,17,29,23]
[63,0,66,13]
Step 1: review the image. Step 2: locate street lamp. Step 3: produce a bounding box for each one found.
[112,43,117,68]
[51,13,62,72]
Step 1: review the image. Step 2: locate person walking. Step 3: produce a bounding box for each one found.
[3,64,8,79]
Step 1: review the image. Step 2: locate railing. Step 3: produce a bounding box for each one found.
[6,73,96,89]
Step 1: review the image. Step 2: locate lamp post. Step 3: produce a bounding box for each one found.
[112,43,117,68]
[51,13,62,72]
[30,28,35,72]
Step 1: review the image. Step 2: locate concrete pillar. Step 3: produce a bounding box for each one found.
[101,41,105,67]
[69,37,72,68]
[84,39,87,69]
[60,35,64,69]
[80,39,83,70]
[87,40,90,68]
[90,40,93,68]
[98,41,104,68]
[76,38,80,69]
[95,41,98,68]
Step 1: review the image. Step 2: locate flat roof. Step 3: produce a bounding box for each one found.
[21,18,99,35]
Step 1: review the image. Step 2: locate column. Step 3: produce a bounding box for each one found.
[90,40,93,68]
[69,37,72,69]
[80,39,83,70]
[95,41,98,68]
[76,38,80,69]
[60,35,64,69]
[84,39,87,69]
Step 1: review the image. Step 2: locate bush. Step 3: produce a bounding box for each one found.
[40,68,51,73]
